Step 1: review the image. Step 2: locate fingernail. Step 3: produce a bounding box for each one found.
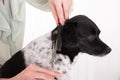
[61,21,65,26]
[57,73,63,77]
[65,16,69,20]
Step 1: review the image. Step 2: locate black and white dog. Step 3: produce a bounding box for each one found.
[0,15,111,80]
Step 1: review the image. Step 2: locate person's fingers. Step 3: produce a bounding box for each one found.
[54,0,65,25]
[49,0,72,25]
[49,1,59,24]
[32,71,55,80]
[49,0,65,25]
[17,69,55,80]
[29,64,62,78]
[11,64,59,80]
[54,1,65,25]
[62,0,72,20]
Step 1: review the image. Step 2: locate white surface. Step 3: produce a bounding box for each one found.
[24,0,120,80]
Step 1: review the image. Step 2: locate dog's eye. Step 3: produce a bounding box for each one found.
[87,35,95,40]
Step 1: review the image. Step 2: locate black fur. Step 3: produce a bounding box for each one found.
[0,15,111,79]
[60,15,111,61]
[0,51,26,78]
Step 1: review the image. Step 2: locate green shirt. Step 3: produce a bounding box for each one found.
[0,0,49,65]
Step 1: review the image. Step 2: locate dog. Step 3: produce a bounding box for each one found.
[0,15,111,80]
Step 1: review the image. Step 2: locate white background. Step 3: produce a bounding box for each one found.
[24,0,120,80]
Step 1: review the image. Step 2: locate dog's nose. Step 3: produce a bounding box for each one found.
[105,47,111,54]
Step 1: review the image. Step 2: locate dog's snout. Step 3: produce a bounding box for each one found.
[105,47,111,54]
[96,47,111,57]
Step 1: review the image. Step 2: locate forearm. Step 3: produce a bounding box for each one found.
[0,78,9,80]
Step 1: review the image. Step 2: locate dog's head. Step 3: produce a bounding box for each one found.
[52,15,111,61]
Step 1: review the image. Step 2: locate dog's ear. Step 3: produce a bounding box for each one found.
[61,21,78,45]
[60,20,81,62]
[52,24,63,54]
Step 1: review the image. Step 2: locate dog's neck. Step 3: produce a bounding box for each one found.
[51,26,81,62]
[59,46,80,62]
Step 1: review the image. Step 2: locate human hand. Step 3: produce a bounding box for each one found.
[49,0,72,25]
[1,0,4,4]
[9,64,62,80]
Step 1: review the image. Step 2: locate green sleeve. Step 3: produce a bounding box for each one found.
[26,0,51,11]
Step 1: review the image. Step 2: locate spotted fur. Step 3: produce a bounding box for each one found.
[23,32,73,80]
[0,15,111,80]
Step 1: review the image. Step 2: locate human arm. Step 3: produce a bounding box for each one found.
[27,0,72,25]
[0,64,62,80]
[49,0,72,25]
